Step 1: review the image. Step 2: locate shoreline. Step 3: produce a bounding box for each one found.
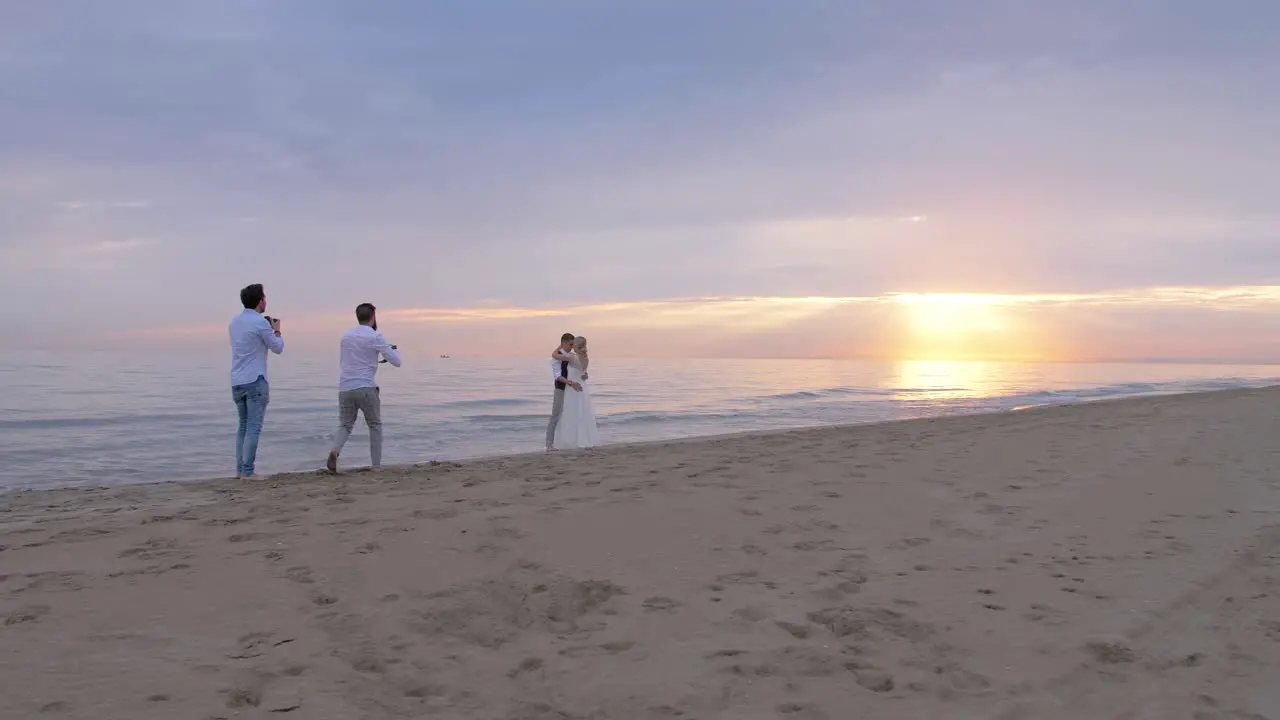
[3,385,1279,718]
[7,383,1275,501]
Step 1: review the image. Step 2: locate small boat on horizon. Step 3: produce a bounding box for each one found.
[439,354,450,359]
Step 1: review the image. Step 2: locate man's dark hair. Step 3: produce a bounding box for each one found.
[561,333,575,343]
[356,303,377,325]
[240,284,265,309]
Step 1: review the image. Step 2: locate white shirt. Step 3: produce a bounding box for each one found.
[550,352,574,383]
[338,325,401,391]
[229,309,284,386]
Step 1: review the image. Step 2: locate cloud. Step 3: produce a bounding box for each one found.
[1,1,1279,356]
[106,285,1280,362]
[77,238,150,254]
[56,200,151,210]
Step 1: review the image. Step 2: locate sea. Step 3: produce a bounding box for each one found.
[1,351,1277,492]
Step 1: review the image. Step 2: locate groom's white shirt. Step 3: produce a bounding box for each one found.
[550,354,565,382]
[550,351,580,384]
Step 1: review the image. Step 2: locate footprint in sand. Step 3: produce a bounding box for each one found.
[807,606,934,643]
[560,641,635,658]
[850,666,896,693]
[227,532,278,544]
[794,539,840,552]
[508,658,545,678]
[117,537,182,561]
[642,596,680,612]
[227,632,296,659]
[775,620,813,639]
[412,508,458,521]
[1083,639,1137,665]
[350,655,389,674]
[715,571,761,586]
[222,685,262,709]
[1022,603,1066,625]
[777,701,828,718]
[731,606,769,623]
[403,684,448,699]
[284,566,314,584]
[4,604,50,626]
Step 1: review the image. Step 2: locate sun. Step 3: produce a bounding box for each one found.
[899,293,1009,335]
[889,293,1041,361]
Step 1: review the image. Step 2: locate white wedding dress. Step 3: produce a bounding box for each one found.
[554,356,600,450]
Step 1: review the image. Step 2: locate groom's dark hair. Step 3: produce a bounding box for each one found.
[560,333,575,342]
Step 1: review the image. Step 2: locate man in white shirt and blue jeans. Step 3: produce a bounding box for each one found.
[326,303,401,473]
[228,283,284,479]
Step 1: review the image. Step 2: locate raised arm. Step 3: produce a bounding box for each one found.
[374,332,401,367]
[257,317,284,354]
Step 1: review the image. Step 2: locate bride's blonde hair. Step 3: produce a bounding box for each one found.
[573,336,588,368]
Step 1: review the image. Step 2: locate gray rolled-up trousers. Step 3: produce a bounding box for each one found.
[546,386,566,449]
[332,386,383,467]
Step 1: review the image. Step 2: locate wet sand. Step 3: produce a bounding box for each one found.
[2,387,1279,719]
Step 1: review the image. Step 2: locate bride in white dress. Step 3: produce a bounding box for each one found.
[552,336,600,450]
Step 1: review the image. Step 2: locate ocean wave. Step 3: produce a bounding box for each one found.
[438,397,539,409]
[992,377,1276,409]
[462,413,546,425]
[0,412,211,431]
[885,387,970,395]
[268,404,340,416]
[3,356,1277,490]
[600,409,748,426]
[753,385,986,403]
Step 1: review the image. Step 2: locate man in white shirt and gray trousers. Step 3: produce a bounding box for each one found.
[326,303,401,473]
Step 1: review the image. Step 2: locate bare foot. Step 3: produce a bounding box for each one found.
[326,450,338,473]
[239,474,259,481]
[369,467,383,474]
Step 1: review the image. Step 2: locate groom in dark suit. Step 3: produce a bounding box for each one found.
[546,332,581,451]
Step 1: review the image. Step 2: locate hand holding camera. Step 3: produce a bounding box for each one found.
[264,316,282,334]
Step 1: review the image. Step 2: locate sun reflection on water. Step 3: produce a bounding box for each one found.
[889,359,1019,400]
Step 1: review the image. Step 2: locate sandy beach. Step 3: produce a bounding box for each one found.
[2,388,1279,719]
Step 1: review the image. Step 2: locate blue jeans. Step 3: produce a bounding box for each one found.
[232,376,269,476]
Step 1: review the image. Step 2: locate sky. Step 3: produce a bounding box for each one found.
[2,0,1278,362]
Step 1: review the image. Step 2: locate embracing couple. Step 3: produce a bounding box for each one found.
[546,332,599,451]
